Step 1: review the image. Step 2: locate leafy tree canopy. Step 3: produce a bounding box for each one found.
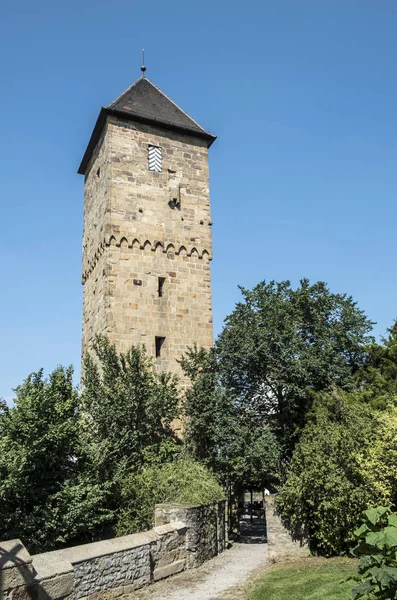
[180,346,280,494]
[0,367,110,552]
[355,320,397,408]
[216,279,374,451]
[0,337,184,552]
[81,336,181,482]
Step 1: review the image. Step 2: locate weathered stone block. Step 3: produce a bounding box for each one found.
[9,585,38,600]
[37,574,74,600]
[31,551,74,600]
[153,559,186,582]
[0,540,34,594]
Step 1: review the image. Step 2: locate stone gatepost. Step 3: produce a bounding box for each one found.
[155,500,226,568]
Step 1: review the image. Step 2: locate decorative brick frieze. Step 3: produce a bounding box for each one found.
[82,237,211,284]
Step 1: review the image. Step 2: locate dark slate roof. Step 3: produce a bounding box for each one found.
[78,76,216,175]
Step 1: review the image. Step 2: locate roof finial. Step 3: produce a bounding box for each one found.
[141,49,146,76]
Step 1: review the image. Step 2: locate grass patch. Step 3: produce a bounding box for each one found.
[248,557,357,600]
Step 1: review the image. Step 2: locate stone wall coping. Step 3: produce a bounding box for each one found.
[31,530,158,567]
[27,519,199,572]
[65,530,157,563]
[0,539,32,569]
[153,521,186,537]
[31,553,73,581]
[1,500,226,600]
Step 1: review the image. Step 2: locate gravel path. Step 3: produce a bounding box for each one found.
[128,542,269,600]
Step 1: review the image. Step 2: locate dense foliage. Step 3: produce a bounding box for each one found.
[180,345,280,496]
[0,367,112,552]
[355,323,397,408]
[81,336,181,486]
[0,338,221,552]
[216,279,374,452]
[116,457,224,535]
[276,324,397,556]
[276,391,376,555]
[356,409,397,515]
[180,279,384,539]
[349,506,397,600]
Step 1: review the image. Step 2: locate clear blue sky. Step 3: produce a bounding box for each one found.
[1,0,397,401]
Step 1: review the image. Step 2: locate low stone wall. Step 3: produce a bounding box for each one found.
[155,500,226,568]
[265,495,310,561]
[0,501,226,600]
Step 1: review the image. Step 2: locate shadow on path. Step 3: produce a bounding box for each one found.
[239,515,267,544]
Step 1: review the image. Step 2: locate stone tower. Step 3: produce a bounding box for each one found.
[78,75,216,378]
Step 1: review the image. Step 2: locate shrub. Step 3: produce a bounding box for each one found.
[358,406,397,508]
[276,391,376,556]
[116,457,224,535]
[349,506,397,600]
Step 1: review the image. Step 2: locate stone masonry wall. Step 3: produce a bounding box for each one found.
[105,244,212,377]
[82,127,111,281]
[154,500,226,568]
[81,117,213,381]
[0,501,225,600]
[81,250,108,360]
[265,495,310,561]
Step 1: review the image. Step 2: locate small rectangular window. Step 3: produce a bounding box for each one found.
[148,145,162,172]
[158,277,165,297]
[155,336,165,358]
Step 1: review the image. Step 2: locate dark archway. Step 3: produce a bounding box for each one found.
[238,488,268,544]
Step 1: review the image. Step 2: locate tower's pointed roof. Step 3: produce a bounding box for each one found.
[78,76,216,175]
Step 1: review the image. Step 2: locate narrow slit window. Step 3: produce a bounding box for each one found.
[148,145,162,172]
[158,277,165,297]
[155,336,165,358]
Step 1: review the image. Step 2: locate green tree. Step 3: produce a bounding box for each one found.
[355,321,397,408]
[179,346,235,480]
[180,346,280,524]
[233,412,280,493]
[0,367,110,552]
[0,338,241,552]
[81,336,181,484]
[0,338,183,553]
[216,279,373,452]
[276,390,377,556]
